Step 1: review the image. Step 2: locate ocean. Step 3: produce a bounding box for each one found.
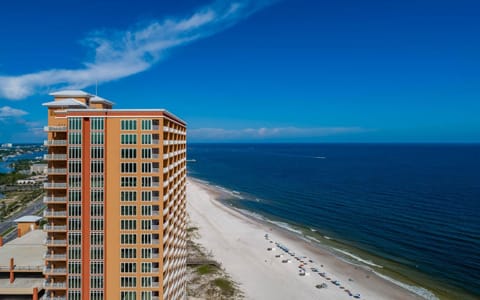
[186,143,480,299]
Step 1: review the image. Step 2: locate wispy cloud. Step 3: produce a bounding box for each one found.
[189,126,370,140]
[0,106,28,118]
[0,0,277,100]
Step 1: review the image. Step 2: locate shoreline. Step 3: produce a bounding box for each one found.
[187,177,427,300]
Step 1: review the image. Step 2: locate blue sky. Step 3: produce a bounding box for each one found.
[0,0,479,143]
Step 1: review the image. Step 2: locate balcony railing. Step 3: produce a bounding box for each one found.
[44,183,67,189]
[44,225,67,232]
[44,253,67,261]
[43,211,67,218]
[44,154,67,161]
[43,196,67,204]
[45,239,67,246]
[41,295,67,300]
[44,140,67,146]
[46,168,67,175]
[43,267,67,275]
[44,281,67,289]
[44,126,67,132]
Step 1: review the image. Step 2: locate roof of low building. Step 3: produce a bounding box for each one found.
[0,230,46,270]
[91,95,114,105]
[14,216,42,223]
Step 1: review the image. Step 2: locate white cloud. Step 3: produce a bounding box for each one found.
[0,106,28,118]
[189,126,369,140]
[0,0,277,100]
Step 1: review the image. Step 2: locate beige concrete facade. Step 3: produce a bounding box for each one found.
[42,91,187,300]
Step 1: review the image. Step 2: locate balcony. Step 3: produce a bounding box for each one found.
[44,225,67,232]
[44,140,67,146]
[44,126,67,132]
[45,239,67,246]
[46,168,67,175]
[44,281,67,289]
[41,295,67,300]
[44,183,67,189]
[44,253,67,261]
[43,267,67,275]
[44,154,67,161]
[43,211,67,218]
[43,196,67,204]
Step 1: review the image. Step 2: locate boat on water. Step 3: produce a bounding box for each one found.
[186,159,197,163]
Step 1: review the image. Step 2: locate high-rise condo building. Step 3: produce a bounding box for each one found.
[42,90,187,300]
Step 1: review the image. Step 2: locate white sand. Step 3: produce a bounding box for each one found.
[187,179,424,300]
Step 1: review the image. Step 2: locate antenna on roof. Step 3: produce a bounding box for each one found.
[95,80,98,96]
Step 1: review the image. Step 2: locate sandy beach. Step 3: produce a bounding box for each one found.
[187,178,424,300]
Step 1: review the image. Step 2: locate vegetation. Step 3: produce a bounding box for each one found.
[0,172,28,185]
[197,264,217,275]
[10,159,33,172]
[0,188,44,221]
[213,278,236,297]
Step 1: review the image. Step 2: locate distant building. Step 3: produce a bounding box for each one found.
[43,90,187,299]
[30,163,48,175]
[16,179,36,185]
[1,143,13,148]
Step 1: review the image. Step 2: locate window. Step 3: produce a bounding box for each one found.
[121,234,137,244]
[141,262,151,273]
[121,248,137,259]
[90,291,104,300]
[141,277,152,287]
[121,162,137,173]
[121,219,137,230]
[68,262,81,274]
[141,220,151,230]
[91,175,104,188]
[121,134,137,144]
[91,161,104,173]
[91,233,104,245]
[121,276,137,287]
[69,190,81,202]
[91,147,104,159]
[141,248,152,259]
[121,191,137,201]
[68,132,82,144]
[142,177,152,187]
[121,291,136,300]
[69,175,82,188]
[142,148,152,159]
[69,218,81,231]
[69,276,81,289]
[120,263,136,273]
[121,148,137,159]
[121,177,137,187]
[141,134,152,145]
[142,120,152,130]
[91,190,104,202]
[69,204,81,217]
[69,147,82,159]
[121,205,136,216]
[142,163,152,173]
[91,276,104,289]
[91,262,104,274]
[68,291,81,300]
[91,132,104,144]
[69,161,82,173]
[121,120,137,130]
[91,219,104,231]
[141,234,151,244]
[91,117,104,130]
[91,204,104,217]
[69,117,82,130]
[91,247,104,259]
[141,205,151,216]
[68,247,81,259]
[142,191,151,201]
